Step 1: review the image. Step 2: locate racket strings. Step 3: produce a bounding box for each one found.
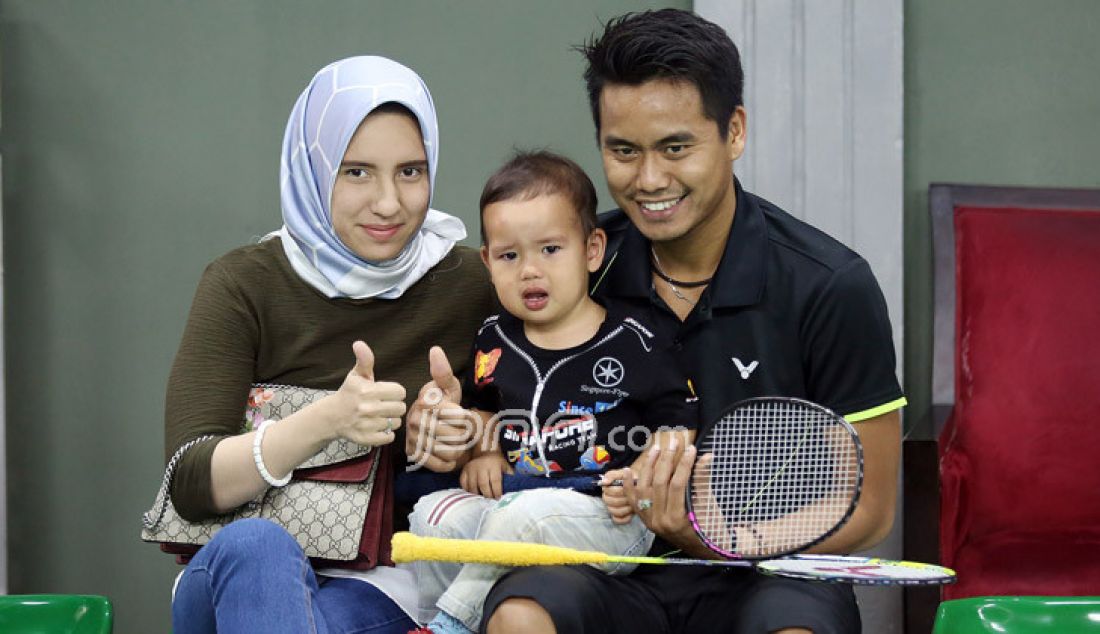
[691,400,861,559]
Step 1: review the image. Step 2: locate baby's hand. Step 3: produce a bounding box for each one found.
[460,453,514,499]
[600,468,635,525]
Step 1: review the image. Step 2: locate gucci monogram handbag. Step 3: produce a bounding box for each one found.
[140,384,394,570]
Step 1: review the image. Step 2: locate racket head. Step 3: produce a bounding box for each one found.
[757,554,956,586]
[687,397,863,560]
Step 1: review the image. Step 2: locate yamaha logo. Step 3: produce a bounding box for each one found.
[592,357,624,388]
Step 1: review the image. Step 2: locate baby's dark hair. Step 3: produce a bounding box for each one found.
[577,9,744,138]
[479,150,598,244]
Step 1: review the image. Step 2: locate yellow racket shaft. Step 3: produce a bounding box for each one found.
[391,532,664,567]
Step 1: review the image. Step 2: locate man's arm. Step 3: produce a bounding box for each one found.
[806,409,900,553]
[798,258,904,552]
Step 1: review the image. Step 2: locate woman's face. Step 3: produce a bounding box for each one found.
[331,110,430,262]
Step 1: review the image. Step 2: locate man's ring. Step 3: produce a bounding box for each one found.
[386,417,396,431]
[637,498,653,512]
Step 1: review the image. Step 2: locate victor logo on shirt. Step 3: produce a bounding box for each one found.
[732,357,759,380]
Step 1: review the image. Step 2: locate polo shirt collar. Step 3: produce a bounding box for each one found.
[601,179,767,308]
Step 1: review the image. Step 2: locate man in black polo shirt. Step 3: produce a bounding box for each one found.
[473,9,906,634]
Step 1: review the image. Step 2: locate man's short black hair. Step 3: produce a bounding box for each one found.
[479,150,598,245]
[577,9,744,138]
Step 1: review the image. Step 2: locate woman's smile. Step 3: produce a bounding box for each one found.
[361,223,404,241]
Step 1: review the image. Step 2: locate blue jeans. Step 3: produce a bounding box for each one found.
[173,518,416,634]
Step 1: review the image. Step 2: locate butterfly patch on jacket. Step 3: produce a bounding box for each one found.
[475,348,502,386]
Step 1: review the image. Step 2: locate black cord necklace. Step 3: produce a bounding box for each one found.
[650,247,712,288]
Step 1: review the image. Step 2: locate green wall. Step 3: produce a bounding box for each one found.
[0,1,686,631]
[903,0,1100,438]
[7,0,1099,630]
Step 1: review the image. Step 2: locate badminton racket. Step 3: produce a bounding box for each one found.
[686,397,862,559]
[390,532,955,586]
[501,397,863,560]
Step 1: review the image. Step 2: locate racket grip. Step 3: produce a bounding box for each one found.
[391,531,610,566]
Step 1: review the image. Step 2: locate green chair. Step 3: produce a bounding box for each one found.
[0,595,112,634]
[933,596,1100,633]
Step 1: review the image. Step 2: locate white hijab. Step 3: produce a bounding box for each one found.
[268,56,466,299]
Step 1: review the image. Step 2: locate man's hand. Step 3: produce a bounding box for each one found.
[621,440,715,558]
[600,468,635,525]
[686,452,740,552]
[405,346,478,472]
[323,341,406,447]
[460,453,514,499]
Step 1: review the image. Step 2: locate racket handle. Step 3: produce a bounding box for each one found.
[498,474,635,491]
[392,532,610,566]
[391,532,755,569]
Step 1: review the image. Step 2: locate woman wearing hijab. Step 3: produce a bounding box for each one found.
[167,56,493,634]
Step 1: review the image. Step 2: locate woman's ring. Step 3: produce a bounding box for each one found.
[637,498,653,512]
[386,417,396,431]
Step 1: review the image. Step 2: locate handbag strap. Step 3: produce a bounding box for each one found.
[142,434,218,530]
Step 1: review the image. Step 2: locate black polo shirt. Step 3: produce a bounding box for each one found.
[462,302,698,478]
[590,180,905,427]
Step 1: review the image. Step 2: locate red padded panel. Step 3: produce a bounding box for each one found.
[940,205,1100,599]
[949,534,1100,598]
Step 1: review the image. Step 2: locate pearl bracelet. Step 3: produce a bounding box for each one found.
[253,421,292,487]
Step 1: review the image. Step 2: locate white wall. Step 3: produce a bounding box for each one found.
[695,1,905,631]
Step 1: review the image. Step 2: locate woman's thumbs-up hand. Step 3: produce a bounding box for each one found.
[326,340,406,447]
[406,346,478,472]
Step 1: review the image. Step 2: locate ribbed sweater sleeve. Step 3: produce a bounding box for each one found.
[165,259,260,520]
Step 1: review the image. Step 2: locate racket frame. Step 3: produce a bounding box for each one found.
[686,396,865,561]
[753,554,956,586]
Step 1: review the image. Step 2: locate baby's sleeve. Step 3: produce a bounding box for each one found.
[461,328,502,413]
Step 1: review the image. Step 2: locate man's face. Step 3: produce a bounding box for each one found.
[598,79,745,244]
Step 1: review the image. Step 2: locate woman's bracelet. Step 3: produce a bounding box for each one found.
[253,421,292,487]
